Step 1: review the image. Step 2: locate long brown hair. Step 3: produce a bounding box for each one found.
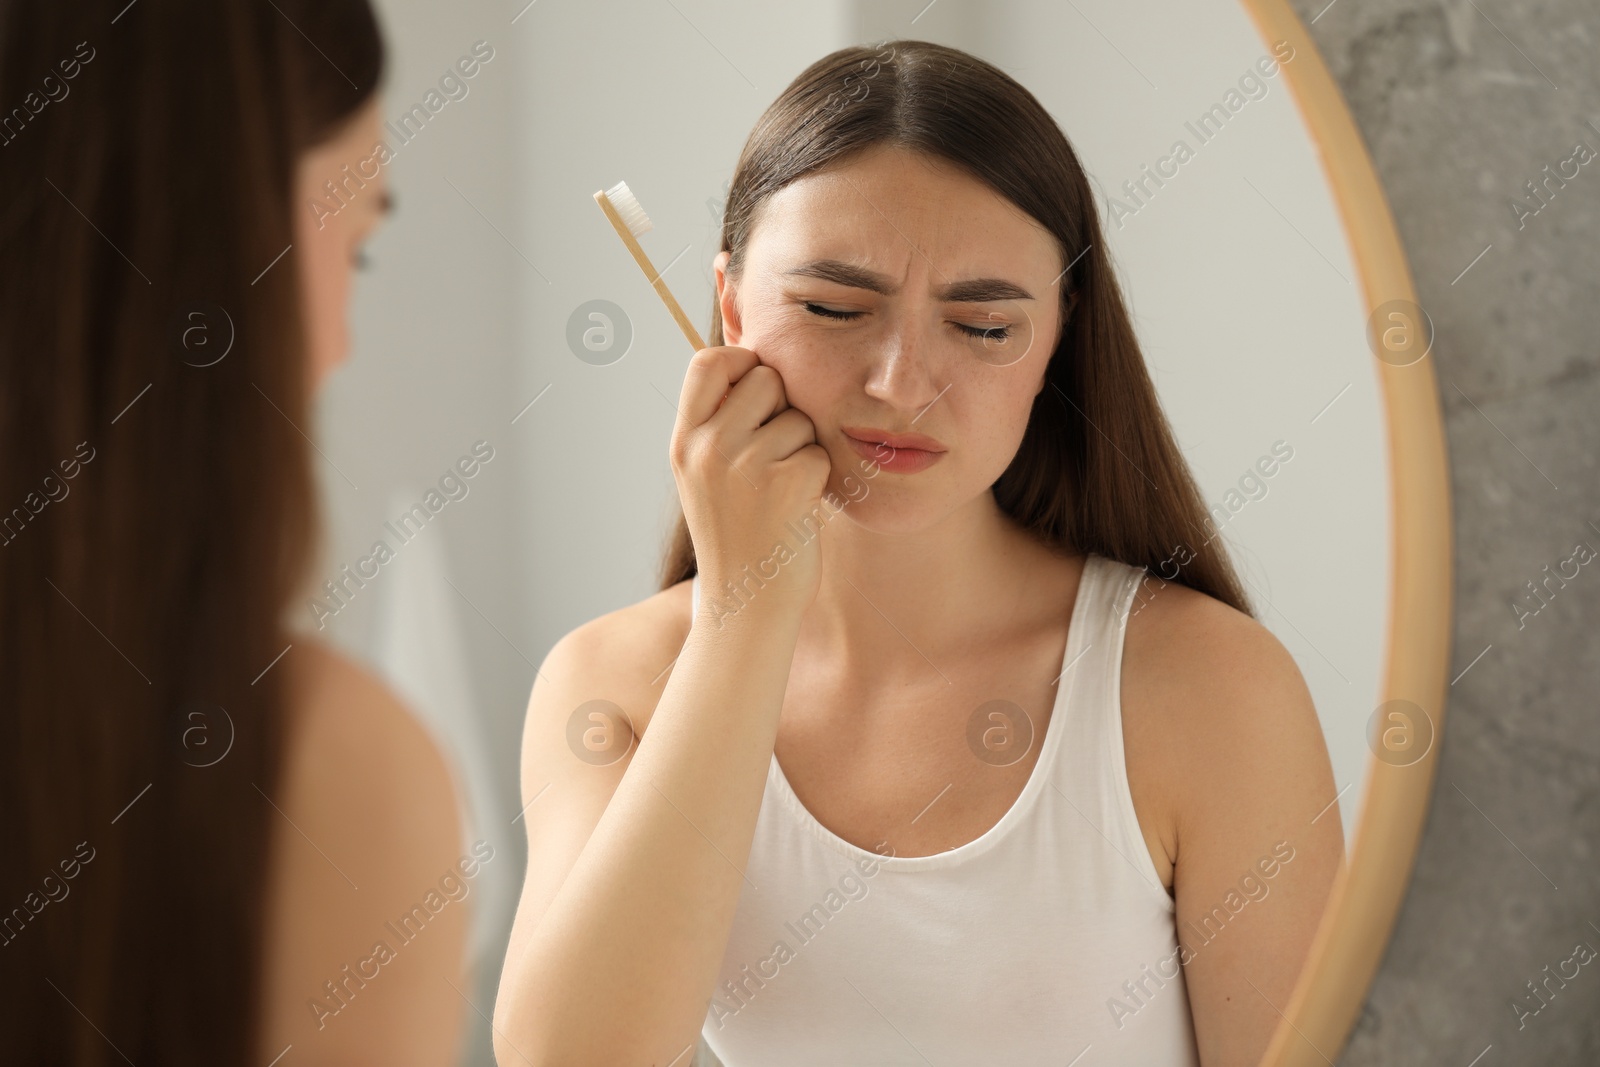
[0,0,383,1061]
[659,39,1251,616]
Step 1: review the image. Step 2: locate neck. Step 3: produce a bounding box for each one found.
[797,490,1067,687]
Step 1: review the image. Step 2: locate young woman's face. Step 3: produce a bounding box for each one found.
[293,99,390,394]
[714,144,1066,534]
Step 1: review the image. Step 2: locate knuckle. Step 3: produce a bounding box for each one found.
[668,427,700,469]
[746,363,781,392]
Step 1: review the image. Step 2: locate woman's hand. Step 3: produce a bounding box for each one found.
[670,346,832,621]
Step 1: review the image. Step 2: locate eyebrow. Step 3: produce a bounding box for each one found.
[783,259,1035,302]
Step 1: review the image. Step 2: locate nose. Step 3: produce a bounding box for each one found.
[861,315,945,412]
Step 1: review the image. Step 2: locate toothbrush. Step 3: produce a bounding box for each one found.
[594,181,707,351]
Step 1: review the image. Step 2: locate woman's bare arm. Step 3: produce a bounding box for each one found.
[492,598,803,1066]
[1124,588,1344,1067]
[493,345,830,1066]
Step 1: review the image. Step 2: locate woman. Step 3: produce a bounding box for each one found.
[495,40,1342,1066]
[0,1,469,1063]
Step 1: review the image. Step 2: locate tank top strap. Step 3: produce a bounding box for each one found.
[1048,554,1173,909]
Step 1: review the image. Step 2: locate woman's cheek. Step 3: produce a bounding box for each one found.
[749,316,830,400]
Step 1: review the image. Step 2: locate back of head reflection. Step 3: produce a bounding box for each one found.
[0,1,474,1062]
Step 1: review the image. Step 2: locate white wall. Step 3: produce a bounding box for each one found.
[314,1,528,1062]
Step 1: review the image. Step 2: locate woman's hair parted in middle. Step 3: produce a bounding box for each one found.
[658,39,1250,616]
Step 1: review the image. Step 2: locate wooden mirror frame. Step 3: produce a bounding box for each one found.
[1235,1,1455,1064]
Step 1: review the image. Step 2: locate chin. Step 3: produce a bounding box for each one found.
[818,484,946,537]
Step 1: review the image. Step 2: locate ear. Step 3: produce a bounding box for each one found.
[714,249,741,346]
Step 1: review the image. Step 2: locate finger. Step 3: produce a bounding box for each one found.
[717,381,785,418]
[680,346,760,427]
[741,406,818,464]
[711,362,790,434]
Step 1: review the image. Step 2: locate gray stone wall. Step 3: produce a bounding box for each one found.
[1291,1,1600,1062]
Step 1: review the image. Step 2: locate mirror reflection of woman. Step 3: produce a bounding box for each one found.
[498,39,1343,1067]
[0,2,471,1063]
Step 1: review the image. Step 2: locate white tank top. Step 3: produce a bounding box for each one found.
[689,552,1201,1066]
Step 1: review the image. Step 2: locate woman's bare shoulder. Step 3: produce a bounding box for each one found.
[1120,572,1316,746]
[1120,571,1273,673]
[538,579,696,740]
[281,639,459,810]
[1119,570,1337,863]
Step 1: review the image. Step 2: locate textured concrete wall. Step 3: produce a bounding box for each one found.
[1287,0,1600,1062]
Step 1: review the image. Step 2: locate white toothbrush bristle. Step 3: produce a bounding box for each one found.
[605,180,653,238]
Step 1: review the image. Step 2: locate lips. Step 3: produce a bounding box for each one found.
[840,426,947,453]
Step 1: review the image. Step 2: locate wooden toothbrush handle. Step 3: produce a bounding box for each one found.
[593,190,707,352]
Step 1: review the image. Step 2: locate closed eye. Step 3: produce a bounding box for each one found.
[803,302,861,321]
[960,321,1011,341]
[803,302,1012,341]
